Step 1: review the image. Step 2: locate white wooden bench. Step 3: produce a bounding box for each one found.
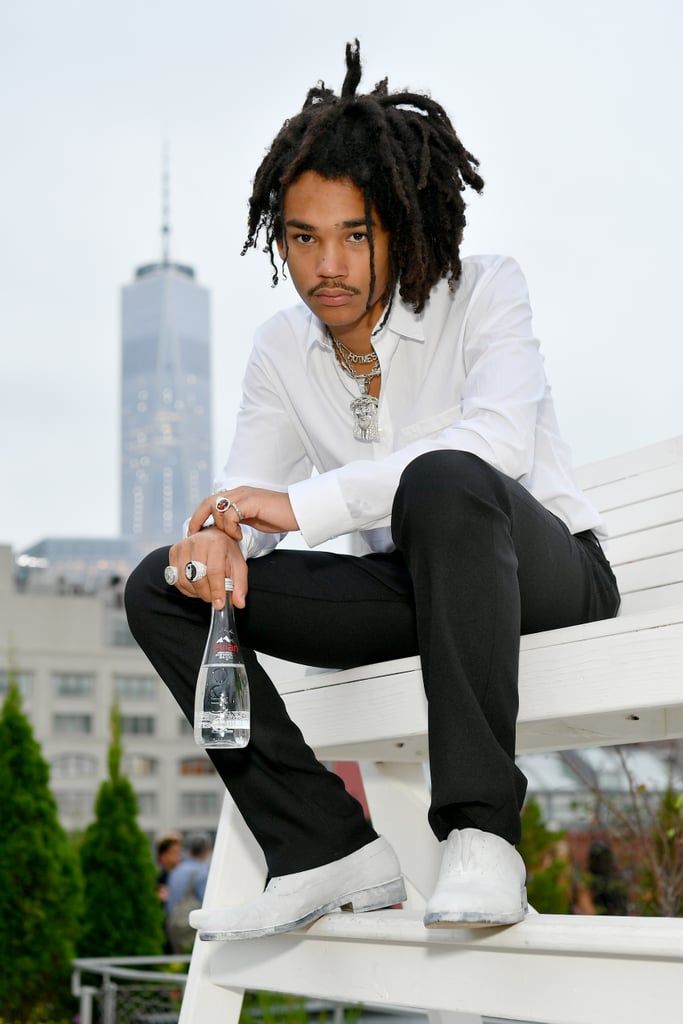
[180,435,683,1024]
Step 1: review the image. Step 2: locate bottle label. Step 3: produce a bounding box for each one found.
[213,641,239,654]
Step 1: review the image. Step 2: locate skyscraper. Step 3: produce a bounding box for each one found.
[120,158,212,553]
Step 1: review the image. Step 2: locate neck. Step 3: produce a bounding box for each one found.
[325,300,385,355]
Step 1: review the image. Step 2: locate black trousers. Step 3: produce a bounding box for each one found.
[125,451,621,878]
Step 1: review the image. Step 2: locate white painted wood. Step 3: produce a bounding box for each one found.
[428,1013,483,1024]
[607,520,683,566]
[602,490,683,538]
[587,460,683,512]
[576,434,683,489]
[619,581,683,613]
[189,436,683,1023]
[278,610,683,759]
[205,911,683,1024]
[614,549,683,592]
[179,797,266,1024]
[359,763,441,904]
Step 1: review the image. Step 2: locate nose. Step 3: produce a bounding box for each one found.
[317,242,347,278]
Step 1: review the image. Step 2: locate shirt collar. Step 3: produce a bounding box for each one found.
[305,288,426,353]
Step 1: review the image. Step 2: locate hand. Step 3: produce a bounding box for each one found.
[168,527,248,609]
[188,486,299,541]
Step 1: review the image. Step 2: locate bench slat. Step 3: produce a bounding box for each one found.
[602,490,683,538]
[619,581,683,614]
[614,550,683,593]
[280,614,683,760]
[576,435,683,490]
[606,520,683,566]
[206,911,683,1024]
[589,461,683,513]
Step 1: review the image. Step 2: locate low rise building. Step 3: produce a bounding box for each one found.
[0,544,224,841]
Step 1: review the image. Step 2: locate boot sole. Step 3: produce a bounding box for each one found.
[424,886,528,929]
[199,876,407,941]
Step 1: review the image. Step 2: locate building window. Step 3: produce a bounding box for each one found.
[51,754,97,779]
[115,675,157,700]
[136,792,158,816]
[54,714,92,735]
[120,715,155,736]
[52,672,95,698]
[179,757,214,776]
[55,791,94,819]
[109,616,137,647]
[178,717,193,737]
[123,755,159,778]
[0,670,33,698]
[180,792,219,816]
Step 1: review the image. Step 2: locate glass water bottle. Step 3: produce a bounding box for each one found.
[194,578,250,749]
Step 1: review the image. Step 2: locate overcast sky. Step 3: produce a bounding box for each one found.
[1,0,681,553]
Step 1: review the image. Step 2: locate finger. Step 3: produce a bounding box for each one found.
[224,513,243,542]
[213,516,243,542]
[173,539,204,600]
[188,497,215,536]
[213,501,244,541]
[230,551,249,609]
[207,547,228,609]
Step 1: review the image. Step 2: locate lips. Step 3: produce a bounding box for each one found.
[315,291,355,306]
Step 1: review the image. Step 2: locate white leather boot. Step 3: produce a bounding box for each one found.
[424,827,527,928]
[191,836,406,940]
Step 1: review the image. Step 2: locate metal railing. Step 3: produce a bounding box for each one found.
[71,958,360,1024]
[71,957,529,1024]
[72,955,190,1024]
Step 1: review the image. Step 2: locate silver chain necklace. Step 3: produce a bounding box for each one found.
[329,332,381,442]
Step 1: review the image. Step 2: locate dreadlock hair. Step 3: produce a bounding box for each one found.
[242,39,484,315]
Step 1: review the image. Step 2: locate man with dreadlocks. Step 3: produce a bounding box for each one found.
[126,41,620,938]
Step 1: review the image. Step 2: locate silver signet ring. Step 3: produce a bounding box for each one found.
[184,560,208,582]
[164,565,179,586]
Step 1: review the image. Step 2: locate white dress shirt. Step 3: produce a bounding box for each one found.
[214,254,605,558]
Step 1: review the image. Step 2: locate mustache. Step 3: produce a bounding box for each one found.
[308,281,362,297]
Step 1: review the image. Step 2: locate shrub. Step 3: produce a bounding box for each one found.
[79,703,164,956]
[0,681,82,1023]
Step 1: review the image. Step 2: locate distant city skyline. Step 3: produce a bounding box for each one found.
[120,258,212,552]
[120,148,212,552]
[15,162,214,573]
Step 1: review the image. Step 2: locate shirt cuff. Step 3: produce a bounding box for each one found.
[288,473,352,548]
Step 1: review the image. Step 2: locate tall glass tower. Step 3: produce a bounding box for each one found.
[120,157,212,553]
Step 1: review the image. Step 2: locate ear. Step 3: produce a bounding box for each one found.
[276,235,287,262]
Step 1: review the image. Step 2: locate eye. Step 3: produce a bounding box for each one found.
[349,232,368,243]
[293,233,315,245]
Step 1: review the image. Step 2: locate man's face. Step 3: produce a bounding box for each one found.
[160,841,182,870]
[277,171,391,337]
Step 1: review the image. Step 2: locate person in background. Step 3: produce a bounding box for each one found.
[166,833,212,952]
[156,831,183,904]
[155,831,183,952]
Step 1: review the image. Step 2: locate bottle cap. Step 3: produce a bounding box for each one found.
[224,578,234,591]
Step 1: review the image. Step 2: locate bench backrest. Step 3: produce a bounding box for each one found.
[576,436,683,615]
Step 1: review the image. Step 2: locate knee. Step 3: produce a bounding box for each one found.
[391,451,509,543]
[395,450,502,508]
[124,546,170,633]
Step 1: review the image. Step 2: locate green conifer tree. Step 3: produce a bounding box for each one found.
[519,797,572,913]
[0,681,82,1024]
[79,703,164,956]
